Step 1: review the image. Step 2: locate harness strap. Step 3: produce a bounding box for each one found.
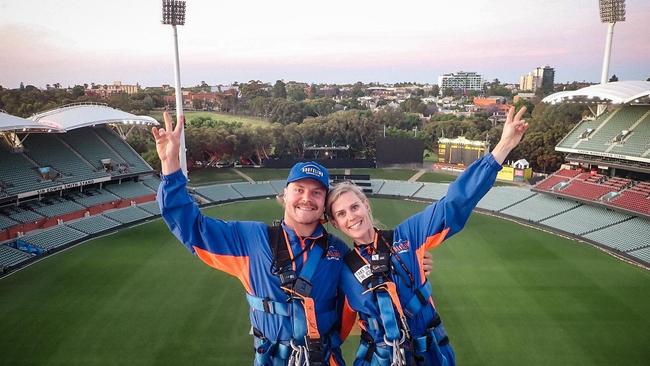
[268,224,329,365]
[403,282,433,318]
[246,293,292,317]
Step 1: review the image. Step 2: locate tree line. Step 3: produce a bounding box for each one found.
[1,82,588,174]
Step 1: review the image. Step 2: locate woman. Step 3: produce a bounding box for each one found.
[329,106,528,365]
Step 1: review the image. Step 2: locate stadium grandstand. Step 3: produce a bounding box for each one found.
[3,91,650,275]
[0,103,161,274]
[535,81,650,217]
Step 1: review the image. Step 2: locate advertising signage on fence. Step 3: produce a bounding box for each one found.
[18,177,112,199]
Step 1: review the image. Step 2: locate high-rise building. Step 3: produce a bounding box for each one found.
[519,66,554,93]
[438,71,483,95]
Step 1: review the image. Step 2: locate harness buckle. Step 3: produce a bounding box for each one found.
[305,336,324,365]
[262,298,272,313]
[292,277,313,297]
[278,269,297,287]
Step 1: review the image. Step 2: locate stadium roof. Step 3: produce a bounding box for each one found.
[28,103,159,131]
[542,81,650,105]
[0,110,64,132]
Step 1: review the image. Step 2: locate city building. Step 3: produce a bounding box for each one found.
[519,66,555,93]
[438,71,483,95]
[90,81,141,96]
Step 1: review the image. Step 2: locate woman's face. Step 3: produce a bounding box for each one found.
[329,191,375,244]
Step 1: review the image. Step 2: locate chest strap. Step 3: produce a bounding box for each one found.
[267,225,329,365]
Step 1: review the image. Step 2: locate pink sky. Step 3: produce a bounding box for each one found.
[0,0,648,88]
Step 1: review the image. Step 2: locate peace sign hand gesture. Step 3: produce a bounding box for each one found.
[491,106,529,165]
[151,111,184,175]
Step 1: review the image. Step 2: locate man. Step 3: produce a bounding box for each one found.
[153,112,432,365]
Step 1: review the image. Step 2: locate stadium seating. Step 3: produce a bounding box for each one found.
[0,147,61,196]
[140,175,161,191]
[608,191,650,214]
[476,187,537,212]
[412,183,450,201]
[627,246,650,264]
[610,111,650,157]
[0,244,33,268]
[102,206,152,224]
[26,197,85,218]
[19,225,88,252]
[230,182,277,198]
[584,217,650,252]
[578,106,648,151]
[22,133,109,183]
[556,113,609,149]
[59,128,127,171]
[0,215,19,231]
[377,180,423,197]
[501,194,580,222]
[369,180,385,194]
[194,184,243,202]
[628,181,650,196]
[104,181,155,199]
[94,127,152,173]
[3,207,43,224]
[69,189,120,207]
[269,180,287,194]
[558,180,616,201]
[138,201,161,215]
[555,169,581,178]
[540,205,632,235]
[66,215,120,235]
[534,175,569,191]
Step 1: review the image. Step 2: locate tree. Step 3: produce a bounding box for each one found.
[351,82,365,98]
[429,85,440,97]
[401,98,426,115]
[272,80,287,99]
[309,84,318,98]
[287,87,306,101]
[240,80,270,100]
[609,74,618,82]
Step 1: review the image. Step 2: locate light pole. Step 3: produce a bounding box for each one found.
[162,0,188,177]
[597,0,626,115]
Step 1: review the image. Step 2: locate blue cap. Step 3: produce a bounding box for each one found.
[286,161,330,191]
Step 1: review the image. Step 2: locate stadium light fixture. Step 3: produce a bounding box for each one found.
[597,0,625,115]
[598,0,625,85]
[161,0,188,178]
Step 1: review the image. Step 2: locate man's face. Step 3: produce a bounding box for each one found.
[283,179,327,228]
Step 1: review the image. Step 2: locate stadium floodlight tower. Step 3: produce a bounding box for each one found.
[597,0,625,114]
[162,0,188,177]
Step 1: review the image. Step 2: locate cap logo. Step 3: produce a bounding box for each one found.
[301,165,323,177]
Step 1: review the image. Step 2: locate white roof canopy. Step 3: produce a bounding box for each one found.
[28,103,159,131]
[542,81,650,105]
[0,111,64,132]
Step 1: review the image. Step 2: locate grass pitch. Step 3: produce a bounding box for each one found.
[1,198,648,365]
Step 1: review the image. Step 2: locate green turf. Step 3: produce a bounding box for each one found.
[188,168,245,185]
[149,111,270,127]
[416,171,458,183]
[1,199,648,365]
[348,168,418,181]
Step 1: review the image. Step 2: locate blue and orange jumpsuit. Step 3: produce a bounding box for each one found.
[340,153,503,365]
[158,170,349,365]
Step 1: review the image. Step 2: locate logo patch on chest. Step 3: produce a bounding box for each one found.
[325,246,341,260]
[391,239,410,254]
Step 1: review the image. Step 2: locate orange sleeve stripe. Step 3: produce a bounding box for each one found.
[416,228,450,284]
[423,228,450,250]
[339,297,357,341]
[193,246,253,294]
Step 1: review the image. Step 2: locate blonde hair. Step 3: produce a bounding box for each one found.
[326,181,375,226]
